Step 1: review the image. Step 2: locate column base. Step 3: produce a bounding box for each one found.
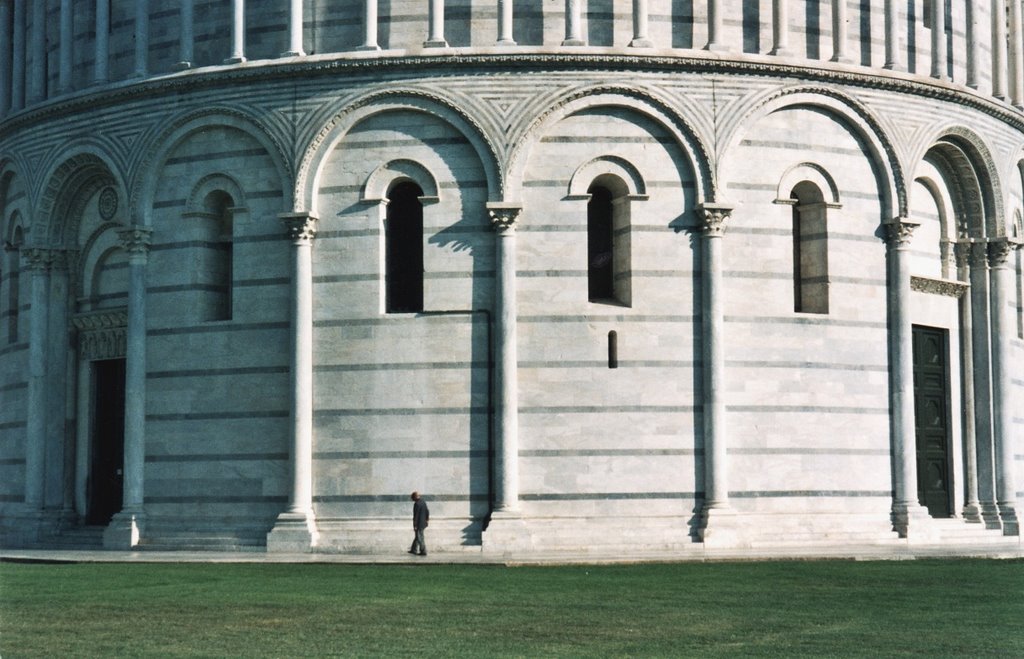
[697,505,742,548]
[481,510,534,553]
[496,39,517,46]
[831,55,855,65]
[980,502,1004,530]
[628,38,653,48]
[704,43,730,53]
[266,510,319,553]
[769,47,793,57]
[961,502,984,523]
[356,44,381,52]
[561,39,587,47]
[103,511,145,549]
[997,502,1019,536]
[173,61,192,71]
[223,56,247,65]
[279,50,306,58]
[423,40,449,48]
[891,503,936,540]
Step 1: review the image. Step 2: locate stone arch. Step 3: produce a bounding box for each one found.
[911,126,1003,239]
[718,85,903,220]
[362,159,441,204]
[130,107,292,226]
[505,85,713,203]
[776,163,841,205]
[185,173,247,216]
[568,156,648,199]
[296,90,502,213]
[34,150,126,248]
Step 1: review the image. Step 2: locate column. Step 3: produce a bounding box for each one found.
[706,0,726,51]
[134,0,149,78]
[563,0,585,46]
[497,0,515,45]
[697,203,734,545]
[884,0,900,69]
[1010,0,1024,106]
[358,0,379,51]
[104,227,152,549]
[282,0,305,56]
[0,1,11,114]
[989,238,1020,535]
[966,0,980,87]
[44,252,69,510]
[22,248,51,516]
[267,213,319,552]
[994,0,1009,99]
[770,0,791,56]
[58,0,72,93]
[425,0,447,47]
[10,0,22,109]
[970,242,999,526]
[225,0,246,64]
[487,203,522,515]
[954,242,982,521]
[930,0,947,78]
[630,0,653,47]
[831,0,851,63]
[178,0,194,69]
[94,0,109,84]
[28,0,44,103]
[884,217,930,537]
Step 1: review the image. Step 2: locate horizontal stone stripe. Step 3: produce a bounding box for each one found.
[147,411,289,421]
[0,458,25,465]
[521,449,698,457]
[725,271,885,286]
[150,284,227,295]
[737,139,866,157]
[148,366,288,379]
[147,453,288,463]
[728,405,888,415]
[726,360,887,372]
[313,271,490,285]
[316,315,484,328]
[520,492,697,501]
[0,495,24,502]
[314,450,488,460]
[149,322,288,336]
[520,314,693,323]
[520,405,695,414]
[153,198,186,209]
[145,496,286,504]
[318,229,378,239]
[316,362,478,372]
[165,147,267,165]
[341,137,470,148]
[316,407,487,417]
[729,490,892,498]
[725,315,887,329]
[541,135,674,144]
[0,343,27,357]
[520,360,695,368]
[235,277,288,288]
[249,190,285,199]
[0,421,26,431]
[314,494,487,503]
[152,240,229,253]
[0,381,27,392]
[729,448,889,456]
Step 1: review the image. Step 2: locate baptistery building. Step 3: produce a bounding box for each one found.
[1,1,1023,554]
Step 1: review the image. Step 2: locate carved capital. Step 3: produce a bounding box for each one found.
[987,237,1020,268]
[697,203,733,237]
[486,202,522,234]
[883,217,919,248]
[969,241,990,268]
[953,241,972,269]
[117,227,154,261]
[22,247,54,272]
[281,212,318,244]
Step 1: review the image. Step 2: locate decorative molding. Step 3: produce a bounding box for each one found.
[910,276,969,298]
[281,212,318,244]
[988,237,1022,267]
[883,217,919,248]
[697,203,732,237]
[486,202,522,233]
[117,226,153,256]
[98,186,118,220]
[72,308,128,360]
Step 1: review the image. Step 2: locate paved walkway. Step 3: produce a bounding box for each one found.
[3,539,1022,566]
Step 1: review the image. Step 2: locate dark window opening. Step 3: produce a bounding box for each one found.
[588,185,614,302]
[386,182,425,313]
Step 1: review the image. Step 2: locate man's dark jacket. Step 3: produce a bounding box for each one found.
[413,498,429,530]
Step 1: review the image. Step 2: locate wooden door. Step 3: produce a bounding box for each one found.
[912,326,952,518]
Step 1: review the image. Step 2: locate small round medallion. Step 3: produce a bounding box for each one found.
[98,187,118,220]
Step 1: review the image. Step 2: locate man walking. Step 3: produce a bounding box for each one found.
[409,491,429,556]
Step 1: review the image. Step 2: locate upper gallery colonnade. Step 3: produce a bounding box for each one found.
[0,1,1022,118]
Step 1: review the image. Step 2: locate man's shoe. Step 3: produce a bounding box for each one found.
[407,550,417,554]
[419,552,427,556]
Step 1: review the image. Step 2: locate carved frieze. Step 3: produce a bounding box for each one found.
[72,309,128,360]
[910,276,969,298]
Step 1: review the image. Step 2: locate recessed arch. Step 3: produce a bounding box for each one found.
[568,156,648,199]
[35,151,126,247]
[776,163,841,206]
[185,173,247,217]
[297,90,502,213]
[363,159,440,203]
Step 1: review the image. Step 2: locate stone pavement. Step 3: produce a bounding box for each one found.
[2,539,1022,566]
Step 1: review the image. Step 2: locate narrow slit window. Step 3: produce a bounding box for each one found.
[607,330,618,369]
[791,182,829,314]
[385,181,425,313]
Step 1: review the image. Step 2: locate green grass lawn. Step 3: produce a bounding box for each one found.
[1,559,1021,657]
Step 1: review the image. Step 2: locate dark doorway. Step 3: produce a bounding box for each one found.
[87,359,125,525]
[912,326,952,518]
[385,182,424,313]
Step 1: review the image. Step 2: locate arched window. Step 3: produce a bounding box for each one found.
[587,177,631,306]
[791,181,829,314]
[201,191,233,321]
[385,181,424,313]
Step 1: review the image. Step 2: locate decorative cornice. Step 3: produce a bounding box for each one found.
[2,51,1022,141]
[910,276,969,298]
